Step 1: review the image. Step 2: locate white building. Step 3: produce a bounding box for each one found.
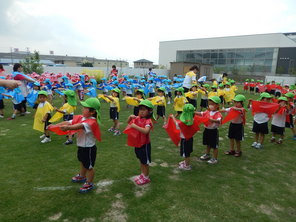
[159,32,296,75]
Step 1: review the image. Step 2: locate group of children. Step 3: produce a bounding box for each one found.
[1,68,296,192]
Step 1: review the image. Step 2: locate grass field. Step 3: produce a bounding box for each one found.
[0,87,296,222]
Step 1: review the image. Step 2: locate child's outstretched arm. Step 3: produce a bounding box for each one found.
[61,123,84,131]
[104,95,114,101]
[54,107,65,114]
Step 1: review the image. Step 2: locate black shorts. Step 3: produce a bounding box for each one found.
[270,89,275,95]
[13,103,22,112]
[168,92,172,98]
[275,91,281,97]
[63,114,73,121]
[177,111,182,114]
[149,93,155,98]
[271,124,285,135]
[135,143,151,165]
[183,87,190,93]
[203,128,219,149]
[285,114,294,128]
[228,123,244,141]
[77,145,97,169]
[250,87,254,92]
[126,94,132,97]
[180,138,193,157]
[200,99,208,108]
[44,114,52,130]
[188,99,197,108]
[157,106,165,117]
[219,96,225,104]
[133,106,139,116]
[110,107,119,120]
[252,121,269,134]
[255,88,259,93]
[0,100,4,109]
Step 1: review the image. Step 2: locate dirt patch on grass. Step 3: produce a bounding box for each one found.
[48,212,62,221]
[160,162,169,168]
[149,162,158,167]
[81,218,95,222]
[169,175,181,181]
[96,179,114,194]
[102,194,127,222]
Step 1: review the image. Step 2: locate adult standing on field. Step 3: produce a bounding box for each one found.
[182,65,199,93]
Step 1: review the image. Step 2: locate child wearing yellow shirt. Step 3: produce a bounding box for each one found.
[149,87,166,124]
[208,85,218,98]
[224,82,235,105]
[198,84,209,111]
[218,83,226,108]
[174,87,188,117]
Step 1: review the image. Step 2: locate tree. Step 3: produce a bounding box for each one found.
[81,60,93,67]
[21,51,44,74]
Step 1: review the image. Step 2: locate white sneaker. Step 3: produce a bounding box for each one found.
[25,111,31,114]
[41,137,51,143]
[40,134,46,139]
[255,143,263,149]
[178,162,192,170]
[0,115,4,118]
[207,158,218,164]
[251,142,258,147]
[200,153,211,160]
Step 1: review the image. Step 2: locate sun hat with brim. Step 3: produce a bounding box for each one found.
[285,92,295,98]
[211,85,217,89]
[258,92,272,100]
[190,84,198,88]
[209,96,221,104]
[203,84,210,88]
[139,99,154,109]
[218,83,224,87]
[38,90,48,96]
[180,104,195,126]
[81,98,101,124]
[290,85,296,90]
[158,87,166,92]
[34,82,40,86]
[278,96,288,102]
[251,79,255,82]
[63,90,77,106]
[245,79,249,82]
[136,89,145,99]
[233,94,246,102]
[225,82,231,86]
[112,88,121,94]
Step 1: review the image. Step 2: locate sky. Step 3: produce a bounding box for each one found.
[0,0,295,66]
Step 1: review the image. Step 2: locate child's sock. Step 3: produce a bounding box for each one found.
[11,114,16,118]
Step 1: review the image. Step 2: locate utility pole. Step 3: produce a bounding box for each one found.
[10,47,13,65]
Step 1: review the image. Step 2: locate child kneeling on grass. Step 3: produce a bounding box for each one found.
[53,98,102,193]
[196,96,222,164]
[125,100,154,185]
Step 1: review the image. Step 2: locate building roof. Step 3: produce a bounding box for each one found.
[134,59,153,63]
[0,58,54,65]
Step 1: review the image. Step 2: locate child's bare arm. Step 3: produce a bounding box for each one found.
[130,124,151,135]
[54,107,65,114]
[55,121,71,126]
[194,111,202,116]
[61,123,84,131]
[104,95,114,101]
[42,113,49,122]
[2,93,12,98]
[127,115,136,123]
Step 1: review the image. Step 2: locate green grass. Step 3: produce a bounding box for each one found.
[0,87,296,222]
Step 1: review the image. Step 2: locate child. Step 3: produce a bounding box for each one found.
[170,104,196,170]
[126,100,154,185]
[185,85,198,108]
[208,85,218,98]
[198,84,209,111]
[56,98,101,193]
[33,91,54,143]
[196,96,222,164]
[284,92,296,139]
[27,82,40,109]
[2,87,25,120]
[224,82,235,106]
[218,83,226,108]
[271,97,288,144]
[174,87,188,118]
[50,90,77,145]
[221,94,246,157]
[149,87,166,124]
[0,81,5,118]
[248,92,273,149]
[104,88,121,135]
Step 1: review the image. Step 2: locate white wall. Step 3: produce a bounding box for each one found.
[159,33,296,68]
[265,75,296,85]
[3,66,169,77]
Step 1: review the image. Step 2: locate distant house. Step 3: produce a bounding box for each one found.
[134,59,153,68]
